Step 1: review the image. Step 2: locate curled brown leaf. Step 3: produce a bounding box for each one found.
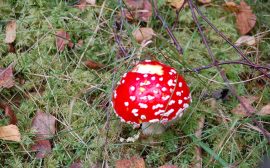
[0,65,15,89]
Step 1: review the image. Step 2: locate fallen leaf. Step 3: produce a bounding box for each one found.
[159,165,179,168]
[236,1,256,35]
[0,65,15,89]
[115,157,145,168]
[0,103,17,125]
[86,0,96,5]
[0,124,21,142]
[31,140,51,159]
[132,27,155,43]
[231,96,258,116]
[70,160,82,168]
[122,0,152,22]
[223,1,239,12]
[167,0,188,10]
[56,30,73,52]
[257,104,270,116]
[84,60,105,69]
[31,110,56,140]
[235,35,256,46]
[198,0,211,4]
[125,0,144,9]
[5,20,16,43]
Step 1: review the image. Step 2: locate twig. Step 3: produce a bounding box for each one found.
[194,116,205,168]
[188,0,270,144]
[187,60,270,72]
[153,0,183,55]
[172,0,187,29]
[191,3,270,79]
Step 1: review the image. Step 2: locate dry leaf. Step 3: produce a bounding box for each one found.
[0,124,21,142]
[132,27,155,43]
[70,161,82,168]
[56,30,73,52]
[0,103,17,125]
[86,0,96,5]
[115,157,145,168]
[236,1,256,35]
[235,35,256,46]
[122,0,152,22]
[257,104,270,116]
[31,110,56,139]
[223,1,239,12]
[198,0,211,4]
[159,165,179,168]
[0,65,15,89]
[125,0,144,9]
[31,140,51,159]
[167,0,188,10]
[84,60,105,69]
[5,20,16,43]
[231,96,258,116]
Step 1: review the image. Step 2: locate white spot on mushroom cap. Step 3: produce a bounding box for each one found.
[183,103,189,108]
[159,77,163,81]
[156,84,160,87]
[130,86,135,91]
[145,60,151,62]
[124,102,129,106]
[122,80,125,84]
[161,87,167,91]
[176,91,181,96]
[154,109,165,115]
[138,103,148,109]
[169,72,173,75]
[152,104,164,110]
[179,82,183,87]
[140,96,147,100]
[130,96,136,101]
[136,77,140,81]
[151,76,156,80]
[168,79,175,86]
[161,109,175,117]
[178,100,183,105]
[162,95,170,101]
[141,115,146,120]
[132,64,164,75]
[123,73,127,78]
[114,91,117,98]
[170,69,177,74]
[132,109,139,116]
[153,90,158,94]
[143,74,148,78]
[140,81,150,86]
[147,95,155,101]
[168,100,176,105]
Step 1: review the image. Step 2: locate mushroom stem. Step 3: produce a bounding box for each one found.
[141,122,166,135]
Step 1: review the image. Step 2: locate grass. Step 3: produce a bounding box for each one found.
[0,0,270,167]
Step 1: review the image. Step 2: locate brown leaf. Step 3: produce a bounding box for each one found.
[124,0,144,9]
[132,27,155,43]
[84,60,105,69]
[122,0,152,22]
[0,104,17,125]
[75,0,95,10]
[235,35,256,46]
[223,1,239,12]
[198,0,211,4]
[257,104,270,116]
[56,30,73,52]
[31,110,56,140]
[31,140,51,159]
[236,1,256,35]
[70,161,82,168]
[0,65,15,89]
[231,96,258,116]
[159,165,179,168]
[167,0,188,10]
[115,157,145,168]
[0,124,21,142]
[5,20,16,43]
[86,0,96,5]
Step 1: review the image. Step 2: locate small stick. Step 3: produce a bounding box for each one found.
[194,116,205,168]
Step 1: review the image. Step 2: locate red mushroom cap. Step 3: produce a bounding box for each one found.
[111,60,191,125]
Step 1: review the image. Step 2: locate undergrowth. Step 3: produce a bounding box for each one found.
[0,0,269,167]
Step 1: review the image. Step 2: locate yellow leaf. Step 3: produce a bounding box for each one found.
[167,0,187,10]
[4,20,16,44]
[235,35,256,46]
[0,124,21,142]
[257,104,270,116]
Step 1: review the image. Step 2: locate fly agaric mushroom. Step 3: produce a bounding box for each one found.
[111,60,191,134]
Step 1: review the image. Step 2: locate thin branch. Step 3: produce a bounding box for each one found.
[153,0,184,55]
[188,0,270,143]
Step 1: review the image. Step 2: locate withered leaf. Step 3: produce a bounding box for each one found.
[122,0,152,22]
[0,103,17,125]
[132,27,155,43]
[0,65,15,89]
[0,124,21,142]
[70,161,82,168]
[167,0,188,10]
[84,60,105,69]
[257,104,270,116]
[86,0,96,5]
[124,0,144,9]
[115,157,145,168]
[5,20,16,44]
[231,96,258,116]
[223,1,239,12]
[235,35,256,46]
[236,1,256,35]
[31,140,51,159]
[56,30,73,52]
[198,0,211,4]
[31,110,56,140]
